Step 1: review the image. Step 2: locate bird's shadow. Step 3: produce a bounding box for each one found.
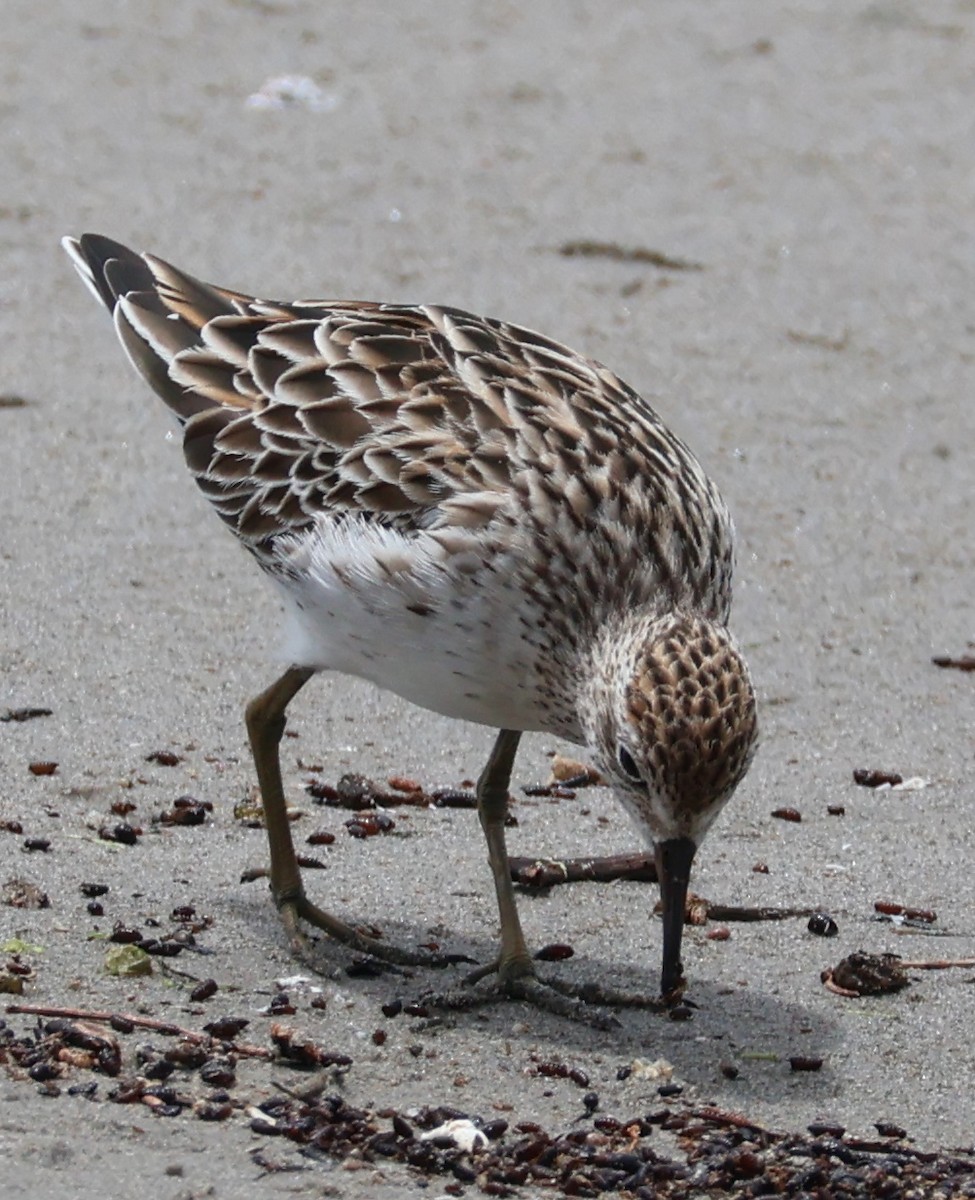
[241,898,842,1108]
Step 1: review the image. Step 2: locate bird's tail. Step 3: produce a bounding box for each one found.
[62,233,248,423]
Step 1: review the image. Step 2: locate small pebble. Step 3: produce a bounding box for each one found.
[807,913,839,937]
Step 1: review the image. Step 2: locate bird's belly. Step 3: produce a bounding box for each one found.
[267,524,553,733]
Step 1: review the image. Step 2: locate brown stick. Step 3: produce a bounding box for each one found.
[6,1002,273,1058]
[510,852,658,887]
[690,1106,773,1134]
[821,970,861,998]
[510,855,824,922]
[931,654,975,672]
[705,904,823,922]
[898,958,975,970]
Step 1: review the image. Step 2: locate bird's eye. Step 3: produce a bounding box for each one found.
[617,744,641,782]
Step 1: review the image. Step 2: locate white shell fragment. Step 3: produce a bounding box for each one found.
[628,1057,675,1081]
[420,1119,488,1153]
[246,75,339,112]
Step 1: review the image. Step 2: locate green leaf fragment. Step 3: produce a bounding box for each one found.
[2,938,43,954]
[104,944,153,977]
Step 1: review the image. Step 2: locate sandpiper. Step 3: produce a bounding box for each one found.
[64,233,758,1015]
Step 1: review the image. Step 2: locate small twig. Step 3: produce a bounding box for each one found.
[691,1106,774,1135]
[898,958,975,970]
[932,654,975,672]
[511,857,829,925]
[821,970,860,998]
[557,240,704,271]
[6,1002,273,1058]
[706,904,822,923]
[510,852,657,887]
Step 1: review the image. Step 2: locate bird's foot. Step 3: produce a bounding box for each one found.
[275,889,453,970]
[421,957,668,1029]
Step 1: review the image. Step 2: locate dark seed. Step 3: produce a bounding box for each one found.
[203,1017,249,1040]
[808,1119,846,1137]
[146,750,181,766]
[29,1062,61,1082]
[392,1113,414,1140]
[853,769,903,788]
[372,1029,387,1046]
[99,823,139,845]
[160,800,208,825]
[616,1065,632,1081]
[67,1081,98,1098]
[806,1113,845,1132]
[199,1059,236,1088]
[668,1005,693,1022]
[481,1119,508,1140]
[110,924,143,944]
[173,796,211,812]
[80,882,109,897]
[387,775,422,794]
[23,837,51,852]
[381,999,403,1018]
[789,1056,824,1072]
[165,1042,208,1069]
[28,761,58,776]
[144,1059,176,1081]
[534,943,575,961]
[0,819,24,834]
[730,1148,763,1178]
[265,993,295,1015]
[807,913,839,937]
[771,807,801,822]
[196,1100,233,1121]
[827,804,845,816]
[582,1092,599,1114]
[87,901,104,916]
[875,1121,907,1139]
[720,1061,740,1079]
[345,812,395,838]
[658,1083,683,1097]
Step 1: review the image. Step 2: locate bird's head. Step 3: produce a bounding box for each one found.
[582,611,758,997]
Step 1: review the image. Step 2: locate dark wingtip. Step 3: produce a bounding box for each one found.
[64,233,154,311]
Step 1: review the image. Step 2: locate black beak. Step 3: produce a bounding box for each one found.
[655,837,697,998]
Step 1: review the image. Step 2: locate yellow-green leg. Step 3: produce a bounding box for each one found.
[470,728,534,985]
[245,666,443,966]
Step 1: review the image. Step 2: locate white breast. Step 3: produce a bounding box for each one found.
[267,516,549,732]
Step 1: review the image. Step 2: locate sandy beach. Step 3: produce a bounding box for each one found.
[1,2,973,1196]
